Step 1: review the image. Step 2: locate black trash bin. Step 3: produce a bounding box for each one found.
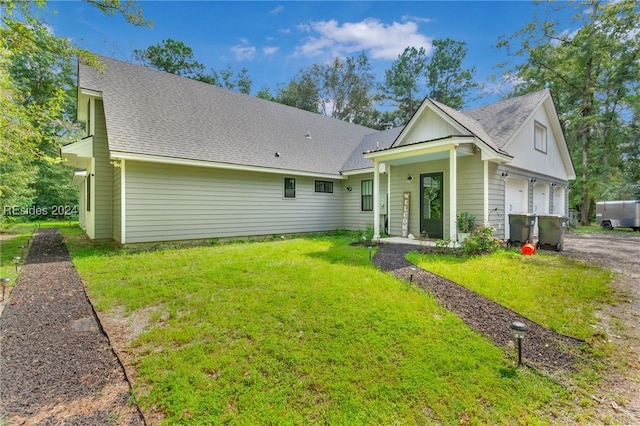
[536,214,569,251]
[508,214,536,246]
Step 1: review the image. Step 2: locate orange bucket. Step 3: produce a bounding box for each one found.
[521,243,536,255]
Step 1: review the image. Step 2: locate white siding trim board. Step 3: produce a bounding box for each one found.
[111,151,344,181]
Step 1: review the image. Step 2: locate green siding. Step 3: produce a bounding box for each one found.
[92,100,113,239]
[124,161,344,243]
[456,154,484,228]
[341,173,387,233]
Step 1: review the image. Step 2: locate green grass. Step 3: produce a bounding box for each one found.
[406,249,613,341]
[67,231,587,425]
[0,223,32,284]
[572,224,636,234]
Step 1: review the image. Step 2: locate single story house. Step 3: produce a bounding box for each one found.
[62,56,575,244]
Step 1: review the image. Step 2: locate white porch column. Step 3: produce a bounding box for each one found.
[483,160,489,225]
[387,164,391,235]
[449,147,457,240]
[373,159,381,240]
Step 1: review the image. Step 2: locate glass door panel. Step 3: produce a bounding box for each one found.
[421,173,443,239]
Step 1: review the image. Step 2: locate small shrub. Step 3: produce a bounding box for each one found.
[456,212,476,233]
[460,225,503,256]
[364,224,375,243]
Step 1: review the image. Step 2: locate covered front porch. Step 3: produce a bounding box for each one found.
[364,135,509,241]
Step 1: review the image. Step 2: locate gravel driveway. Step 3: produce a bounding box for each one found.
[560,232,640,423]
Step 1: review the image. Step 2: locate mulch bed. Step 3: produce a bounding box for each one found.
[373,243,586,370]
[0,229,144,425]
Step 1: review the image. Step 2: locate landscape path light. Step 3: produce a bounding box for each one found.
[409,266,417,283]
[1,277,9,301]
[19,245,25,258]
[368,246,373,261]
[510,321,529,366]
[13,257,21,274]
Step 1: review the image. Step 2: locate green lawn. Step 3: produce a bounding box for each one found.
[60,231,618,425]
[406,250,613,340]
[0,221,78,285]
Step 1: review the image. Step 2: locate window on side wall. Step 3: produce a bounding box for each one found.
[314,180,333,193]
[284,177,296,198]
[534,121,547,154]
[361,180,373,211]
[86,174,91,212]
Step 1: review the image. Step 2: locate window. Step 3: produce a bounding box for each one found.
[86,174,91,212]
[361,180,373,211]
[284,178,296,198]
[314,180,333,193]
[534,121,547,153]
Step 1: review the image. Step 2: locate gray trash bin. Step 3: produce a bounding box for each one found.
[536,215,569,251]
[508,214,536,246]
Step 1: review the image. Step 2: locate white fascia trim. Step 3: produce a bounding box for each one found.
[80,88,103,98]
[109,151,346,180]
[364,136,466,162]
[341,168,374,176]
[61,136,93,157]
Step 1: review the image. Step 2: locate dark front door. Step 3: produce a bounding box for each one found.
[421,172,443,239]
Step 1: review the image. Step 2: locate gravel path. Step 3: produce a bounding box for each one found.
[373,244,585,371]
[0,229,144,425]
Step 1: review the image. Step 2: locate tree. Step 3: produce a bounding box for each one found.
[497,0,640,225]
[7,24,80,218]
[378,46,427,127]
[378,41,477,128]
[1,0,149,224]
[275,52,376,126]
[314,53,376,125]
[425,38,477,110]
[275,73,320,113]
[134,40,254,94]
[134,38,205,77]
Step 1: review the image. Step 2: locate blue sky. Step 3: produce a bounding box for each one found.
[45,1,576,108]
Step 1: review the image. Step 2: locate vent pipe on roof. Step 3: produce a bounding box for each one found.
[305,131,312,139]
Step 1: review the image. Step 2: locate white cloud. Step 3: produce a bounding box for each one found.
[263,46,280,55]
[483,73,525,96]
[401,14,434,24]
[231,43,257,61]
[295,18,432,60]
[270,5,284,15]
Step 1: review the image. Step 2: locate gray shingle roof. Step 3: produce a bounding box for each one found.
[341,127,402,172]
[80,56,550,175]
[463,89,550,149]
[80,56,375,176]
